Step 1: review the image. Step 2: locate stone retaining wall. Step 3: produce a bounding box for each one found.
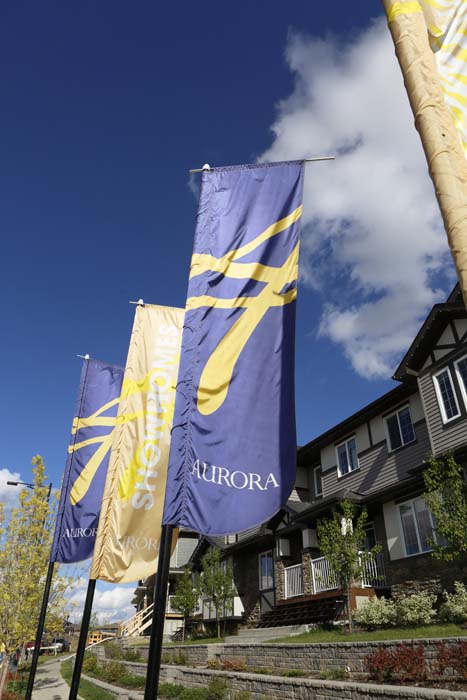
[99,663,467,700]
[146,637,467,675]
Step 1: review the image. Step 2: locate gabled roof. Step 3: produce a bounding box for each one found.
[393,284,466,381]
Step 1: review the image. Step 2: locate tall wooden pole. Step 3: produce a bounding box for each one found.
[383,0,467,307]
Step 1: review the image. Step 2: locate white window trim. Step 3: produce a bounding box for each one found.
[258,550,274,591]
[313,465,322,497]
[433,367,461,424]
[397,496,435,558]
[335,436,359,478]
[454,353,467,411]
[384,405,416,453]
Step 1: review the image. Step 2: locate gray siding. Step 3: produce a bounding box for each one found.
[321,420,431,498]
[418,369,467,455]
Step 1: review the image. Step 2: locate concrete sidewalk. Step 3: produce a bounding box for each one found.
[31,659,82,700]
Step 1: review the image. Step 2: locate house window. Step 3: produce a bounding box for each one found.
[336,437,359,477]
[433,367,460,423]
[313,466,322,497]
[364,522,377,551]
[258,551,274,590]
[398,496,435,556]
[224,534,237,545]
[455,354,467,408]
[385,406,415,451]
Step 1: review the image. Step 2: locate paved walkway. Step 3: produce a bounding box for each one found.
[31,659,82,700]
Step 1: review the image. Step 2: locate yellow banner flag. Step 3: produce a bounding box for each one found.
[90,303,184,583]
[383,0,467,305]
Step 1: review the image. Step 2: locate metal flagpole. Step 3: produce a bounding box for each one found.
[25,560,55,700]
[143,524,174,700]
[68,578,96,700]
[189,156,335,173]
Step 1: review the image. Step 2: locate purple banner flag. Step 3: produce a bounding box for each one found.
[50,359,124,563]
[163,161,304,535]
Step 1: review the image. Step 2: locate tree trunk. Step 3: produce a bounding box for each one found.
[217,616,221,639]
[346,586,353,634]
[182,618,186,642]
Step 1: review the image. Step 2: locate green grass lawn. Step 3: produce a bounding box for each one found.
[267,623,467,644]
[163,637,225,647]
[124,635,224,648]
[61,659,117,700]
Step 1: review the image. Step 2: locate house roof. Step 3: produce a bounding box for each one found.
[394,284,466,381]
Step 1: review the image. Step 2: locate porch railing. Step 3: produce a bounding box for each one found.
[360,551,386,588]
[284,563,304,599]
[284,552,386,600]
[311,556,339,594]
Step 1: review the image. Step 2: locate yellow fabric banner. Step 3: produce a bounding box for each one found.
[420,0,467,154]
[383,0,467,306]
[90,304,184,583]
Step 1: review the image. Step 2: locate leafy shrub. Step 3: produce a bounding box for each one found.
[435,641,467,679]
[82,653,99,674]
[101,660,126,683]
[206,677,229,700]
[159,682,185,698]
[364,648,393,682]
[365,644,426,683]
[105,643,124,660]
[249,667,272,675]
[319,668,349,680]
[179,689,208,700]
[222,658,246,672]
[231,692,251,700]
[123,648,142,662]
[391,644,426,683]
[207,659,222,669]
[283,669,305,677]
[163,651,188,666]
[354,597,397,629]
[439,581,467,624]
[396,592,436,626]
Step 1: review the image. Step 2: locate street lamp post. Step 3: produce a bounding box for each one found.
[6,480,52,502]
[6,478,54,700]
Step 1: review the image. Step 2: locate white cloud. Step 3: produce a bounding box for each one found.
[261,19,454,377]
[0,468,23,509]
[67,577,134,625]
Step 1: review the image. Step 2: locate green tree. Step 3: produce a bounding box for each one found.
[199,548,234,639]
[171,567,199,641]
[423,453,467,560]
[317,499,380,632]
[0,455,73,651]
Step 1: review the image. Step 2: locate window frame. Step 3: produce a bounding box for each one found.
[258,550,274,591]
[397,496,436,558]
[313,465,323,497]
[384,404,416,452]
[454,353,467,411]
[433,366,461,424]
[335,436,359,478]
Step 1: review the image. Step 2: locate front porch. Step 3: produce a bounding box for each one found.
[282,552,387,600]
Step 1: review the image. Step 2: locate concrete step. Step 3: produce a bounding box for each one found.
[224,624,311,644]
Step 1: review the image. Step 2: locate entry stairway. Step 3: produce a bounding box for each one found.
[120,603,154,637]
[256,593,344,629]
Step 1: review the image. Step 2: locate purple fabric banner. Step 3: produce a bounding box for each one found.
[163,161,304,535]
[50,359,124,563]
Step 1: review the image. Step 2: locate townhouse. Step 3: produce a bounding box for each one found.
[129,284,467,636]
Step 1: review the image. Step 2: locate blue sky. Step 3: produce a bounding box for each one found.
[0,1,455,619]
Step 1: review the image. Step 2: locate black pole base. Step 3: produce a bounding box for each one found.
[68,578,96,700]
[144,524,174,700]
[25,560,55,700]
